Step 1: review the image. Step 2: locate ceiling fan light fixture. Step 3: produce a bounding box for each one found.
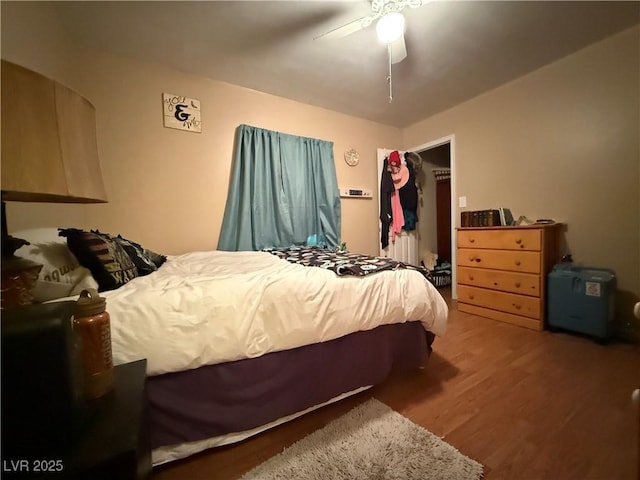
[376,12,405,44]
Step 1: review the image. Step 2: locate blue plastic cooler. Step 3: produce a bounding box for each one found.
[547,264,616,340]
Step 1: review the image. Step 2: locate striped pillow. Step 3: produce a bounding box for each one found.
[58,228,138,292]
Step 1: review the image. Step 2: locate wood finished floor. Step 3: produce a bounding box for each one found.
[153,288,640,480]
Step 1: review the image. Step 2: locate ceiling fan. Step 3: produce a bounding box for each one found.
[315,0,425,65]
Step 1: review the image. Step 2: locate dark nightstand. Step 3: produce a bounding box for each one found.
[63,359,151,479]
[2,360,151,480]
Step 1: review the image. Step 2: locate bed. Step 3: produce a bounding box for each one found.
[14,229,449,466]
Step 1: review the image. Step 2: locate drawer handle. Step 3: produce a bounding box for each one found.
[515,282,521,288]
[513,304,522,310]
[469,295,475,300]
[515,260,521,266]
[469,238,475,243]
[475,258,482,263]
[515,239,522,244]
[469,275,474,281]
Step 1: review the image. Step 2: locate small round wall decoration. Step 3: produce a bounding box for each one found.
[344,148,360,167]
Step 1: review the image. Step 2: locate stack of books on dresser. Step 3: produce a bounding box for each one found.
[461,208,513,227]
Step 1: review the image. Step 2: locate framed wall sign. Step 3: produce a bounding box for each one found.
[162,93,201,132]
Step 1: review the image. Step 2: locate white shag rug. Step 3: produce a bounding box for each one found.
[240,399,483,480]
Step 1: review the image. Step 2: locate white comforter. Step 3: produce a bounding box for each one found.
[101,250,448,376]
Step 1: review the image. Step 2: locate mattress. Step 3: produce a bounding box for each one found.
[100,250,448,376]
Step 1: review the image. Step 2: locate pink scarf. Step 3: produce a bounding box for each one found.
[390,190,404,242]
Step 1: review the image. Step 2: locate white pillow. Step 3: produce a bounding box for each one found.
[12,228,99,302]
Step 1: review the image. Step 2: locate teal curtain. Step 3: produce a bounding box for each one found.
[217,124,341,251]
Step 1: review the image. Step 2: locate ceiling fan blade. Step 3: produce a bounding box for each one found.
[390,35,407,64]
[314,17,368,40]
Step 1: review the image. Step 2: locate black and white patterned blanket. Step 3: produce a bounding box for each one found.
[263,246,432,280]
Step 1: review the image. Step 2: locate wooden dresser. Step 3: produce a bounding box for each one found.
[456,224,563,331]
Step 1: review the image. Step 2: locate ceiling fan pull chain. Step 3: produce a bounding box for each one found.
[387,43,393,103]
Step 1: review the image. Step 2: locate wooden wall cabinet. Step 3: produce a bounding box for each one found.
[456,224,563,331]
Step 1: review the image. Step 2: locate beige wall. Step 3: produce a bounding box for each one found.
[2,2,400,257]
[0,2,78,84]
[404,26,640,322]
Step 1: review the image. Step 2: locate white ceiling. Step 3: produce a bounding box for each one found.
[51,1,640,128]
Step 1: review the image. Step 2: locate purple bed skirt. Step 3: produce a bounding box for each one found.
[148,321,435,449]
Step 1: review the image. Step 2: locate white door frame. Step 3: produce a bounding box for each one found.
[407,135,457,299]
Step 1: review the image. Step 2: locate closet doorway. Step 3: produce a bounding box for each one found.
[421,144,451,263]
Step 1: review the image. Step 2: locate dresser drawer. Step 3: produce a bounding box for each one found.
[458,303,542,331]
[457,228,541,251]
[457,266,540,296]
[458,248,541,274]
[458,285,541,319]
